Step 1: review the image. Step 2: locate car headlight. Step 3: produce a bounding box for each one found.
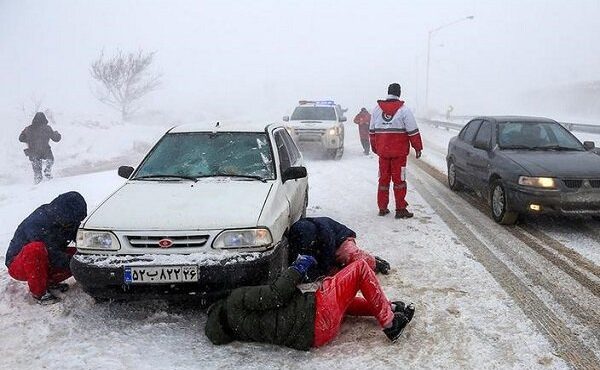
[76,230,120,250]
[518,176,557,188]
[212,228,273,250]
[328,127,338,135]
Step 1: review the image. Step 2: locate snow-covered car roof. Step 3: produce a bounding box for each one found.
[169,121,282,133]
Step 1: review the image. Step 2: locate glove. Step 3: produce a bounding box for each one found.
[375,256,390,275]
[415,150,422,159]
[290,254,317,277]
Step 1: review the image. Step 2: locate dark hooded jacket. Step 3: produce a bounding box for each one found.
[5,192,87,269]
[288,217,356,281]
[205,268,315,351]
[19,112,61,159]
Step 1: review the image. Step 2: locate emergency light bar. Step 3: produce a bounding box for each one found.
[299,100,335,106]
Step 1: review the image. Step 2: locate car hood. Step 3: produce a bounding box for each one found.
[504,151,600,178]
[290,120,338,129]
[85,180,273,230]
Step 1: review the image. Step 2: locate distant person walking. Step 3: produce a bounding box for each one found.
[353,108,371,155]
[19,112,61,184]
[369,83,423,219]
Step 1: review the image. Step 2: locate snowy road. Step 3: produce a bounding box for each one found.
[1,125,599,369]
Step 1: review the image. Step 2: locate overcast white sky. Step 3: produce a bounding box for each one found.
[1,0,599,124]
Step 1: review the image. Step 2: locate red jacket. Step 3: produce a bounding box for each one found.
[353,111,371,139]
[369,99,423,158]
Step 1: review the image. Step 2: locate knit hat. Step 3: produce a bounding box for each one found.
[205,301,233,345]
[388,83,401,98]
[288,219,318,258]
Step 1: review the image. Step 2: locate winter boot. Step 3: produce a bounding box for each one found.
[390,301,406,313]
[391,302,415,322]
[49,283,70,293]
[375,256,390,275]
[383,312,410,342]
[34,292,61,305]
[395,208,414,219]
[378,209,390,217]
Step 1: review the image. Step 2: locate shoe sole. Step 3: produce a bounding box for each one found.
[390,319,413,343]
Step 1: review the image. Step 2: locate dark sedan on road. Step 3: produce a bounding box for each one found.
[446,116,600,224]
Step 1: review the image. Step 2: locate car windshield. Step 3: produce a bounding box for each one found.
[290,106,337,121]
[498,121,584,151]
[134,132,276,181]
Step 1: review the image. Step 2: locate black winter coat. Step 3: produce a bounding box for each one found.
[288,217,356,280]
[19,112,61,159]
[205,268,316,351]
[5,192,87,269]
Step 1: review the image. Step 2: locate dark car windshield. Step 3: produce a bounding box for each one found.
[134,132,276,181]
[291,106,337,121]
[498,121,584,151]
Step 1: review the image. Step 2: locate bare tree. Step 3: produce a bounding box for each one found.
[90,49,161,120]
[18,94,45,121]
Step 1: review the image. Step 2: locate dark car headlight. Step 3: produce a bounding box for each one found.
[518,176,557,189]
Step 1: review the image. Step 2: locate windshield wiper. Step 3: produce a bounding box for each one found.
[196,174,267,183]
[500,145,536,150]
[531,145,583,151]
[133,174,199,182]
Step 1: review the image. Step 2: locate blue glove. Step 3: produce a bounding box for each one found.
[290,254,317,277]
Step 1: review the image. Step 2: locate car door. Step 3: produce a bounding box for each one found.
[454,120,482,187]
[280,129,307,220]
[468,120,493,194]
[273,129,302,223]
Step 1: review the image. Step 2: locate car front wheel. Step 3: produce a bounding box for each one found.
[447,160,463,191]
[490,180,518,225]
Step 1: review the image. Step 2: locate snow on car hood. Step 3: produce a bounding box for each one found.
[84,179,273,230]
[505,151,600,178]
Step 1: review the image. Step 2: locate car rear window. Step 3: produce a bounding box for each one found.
[135,132,276,180]
[291,106,337,121]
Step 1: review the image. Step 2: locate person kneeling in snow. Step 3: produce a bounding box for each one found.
[205,255,415,350]
[5,191,87,304]
[288,217,390,281]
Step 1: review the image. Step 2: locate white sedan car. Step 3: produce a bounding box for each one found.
[71,122,308,302]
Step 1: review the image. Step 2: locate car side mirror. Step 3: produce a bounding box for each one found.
[282,166,307,183]
[473,139,490,151]
[340,116,347,122]
[584,141,595,150]
[118,166,134,179]
[283,116,289,122]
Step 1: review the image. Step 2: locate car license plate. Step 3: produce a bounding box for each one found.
[124,265,198,284]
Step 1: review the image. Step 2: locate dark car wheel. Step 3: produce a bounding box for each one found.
[447,160,463,191]
[490,180,518,225]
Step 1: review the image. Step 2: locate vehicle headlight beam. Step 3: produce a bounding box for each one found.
[518,176,557,189]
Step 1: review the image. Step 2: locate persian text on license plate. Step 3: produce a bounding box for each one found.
[124,265,198,284]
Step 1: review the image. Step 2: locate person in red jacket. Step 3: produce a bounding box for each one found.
[353,108,372,155]
[369,83,423,219]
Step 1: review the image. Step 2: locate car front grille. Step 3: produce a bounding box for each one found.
[562,179,600,189]
[127,234,210,248]
[563,179,583,188]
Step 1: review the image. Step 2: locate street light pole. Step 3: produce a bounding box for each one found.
[424,15,474,116]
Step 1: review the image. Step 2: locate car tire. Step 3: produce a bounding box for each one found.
[490,180,518,225]
[335,145,344,160]
[301,189,308,218]
[447,160,463,191]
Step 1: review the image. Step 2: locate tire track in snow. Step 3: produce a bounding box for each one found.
[410,162,600,370]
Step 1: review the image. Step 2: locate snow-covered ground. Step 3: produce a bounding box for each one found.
[0,124,571,369]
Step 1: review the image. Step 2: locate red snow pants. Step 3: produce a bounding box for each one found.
[7,241,75,298]
[313,259,394,347]
[378,156,407,210]
[335,238,376,271]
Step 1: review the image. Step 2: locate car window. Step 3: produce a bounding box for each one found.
[498,121,584,150]
[274,131,292,171]
[134,132,276,180]
[280,130,301,165]
[474,121,492,148]
[461,120,482,143]
[290,106,337,121]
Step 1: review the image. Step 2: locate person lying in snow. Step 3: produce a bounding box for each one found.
[288,217,390,281]
[205,255,415,350]
[5,191,87,304]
